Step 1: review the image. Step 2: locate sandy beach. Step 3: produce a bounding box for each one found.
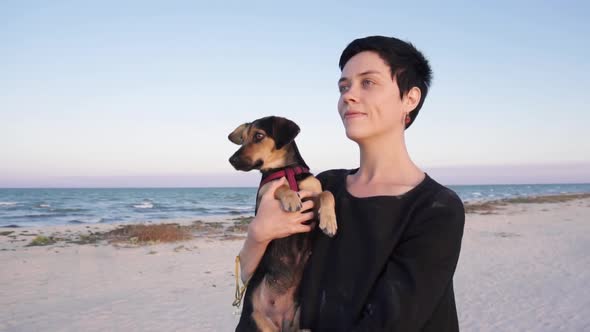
[1,194,589,331]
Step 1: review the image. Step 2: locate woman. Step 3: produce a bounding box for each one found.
[238,36,465,331]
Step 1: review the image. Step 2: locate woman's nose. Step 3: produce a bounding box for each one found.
[342,86,358,104]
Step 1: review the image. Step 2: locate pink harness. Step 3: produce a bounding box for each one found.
[255,166,311,214]
[259,166,310,191]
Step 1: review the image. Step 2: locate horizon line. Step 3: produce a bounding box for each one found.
[2,181,590,189]
[1,162,589,188]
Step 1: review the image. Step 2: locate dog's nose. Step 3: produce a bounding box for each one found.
[229,155,239,165]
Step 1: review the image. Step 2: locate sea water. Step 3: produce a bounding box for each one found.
[1,183,589,227]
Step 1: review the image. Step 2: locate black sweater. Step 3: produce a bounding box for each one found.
[299,169,465,331]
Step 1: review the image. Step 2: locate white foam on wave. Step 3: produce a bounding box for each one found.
[206,205,252,211]
[39,204,51,208]
[133,201,154,209]
[0,202,17,207]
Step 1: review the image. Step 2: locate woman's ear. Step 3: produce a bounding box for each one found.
[404,86,422,113]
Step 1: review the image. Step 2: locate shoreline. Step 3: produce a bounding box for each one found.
[0,215,252,251]
[463,192,590,214]
[2,191,589,229]
[1,192,589,251]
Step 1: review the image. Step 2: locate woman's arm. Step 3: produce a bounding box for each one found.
[238,177,317,283]
[352,189,465,331]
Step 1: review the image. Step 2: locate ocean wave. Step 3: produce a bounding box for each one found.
[49,208,89,213]
[229,210,254,215]
[175,205,255,215]
[39,204,51,208]
[98,217,119,223]
[0,202,18,207]
[133,201,154,209]
[131,199,154,209]
[12,213,71,219]
[177,207,210,213]
[207,205,253,211]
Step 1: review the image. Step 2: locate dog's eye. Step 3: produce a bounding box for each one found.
[254,133,265,141]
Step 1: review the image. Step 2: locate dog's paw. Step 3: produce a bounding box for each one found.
[318,208,337,237]
[279,191,302,212]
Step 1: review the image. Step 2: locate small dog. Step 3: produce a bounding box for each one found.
[228,116,337,332]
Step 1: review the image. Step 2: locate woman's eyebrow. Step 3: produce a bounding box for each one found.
[357,70,382,77]
[338,70,383,83]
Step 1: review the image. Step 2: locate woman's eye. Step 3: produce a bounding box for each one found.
[338,84,349,93]
[361,79,374,88]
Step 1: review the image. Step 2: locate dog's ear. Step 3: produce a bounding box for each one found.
[272,117,300,149]
[228,123,250,145]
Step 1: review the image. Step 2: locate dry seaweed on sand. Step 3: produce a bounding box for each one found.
[26,236,57,247]
[225,216,254,233]
[501,193,590,204]
[464,193,590,215]
[230,216,254,224]
[105,223,193,244]
[186,220,225,234]
[66,233,103,245]
[464,201,507,215]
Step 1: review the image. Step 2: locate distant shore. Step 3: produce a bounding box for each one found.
[1,193,590,331]
[463,192,590,214]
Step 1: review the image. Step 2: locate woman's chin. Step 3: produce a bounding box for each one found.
[345,128,369,142]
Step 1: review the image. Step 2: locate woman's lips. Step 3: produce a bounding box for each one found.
[344,111,366,119]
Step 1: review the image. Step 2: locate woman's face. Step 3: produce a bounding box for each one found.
[337,51,407,143]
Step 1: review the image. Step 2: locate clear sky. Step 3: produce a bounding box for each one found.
[1,0,589,187]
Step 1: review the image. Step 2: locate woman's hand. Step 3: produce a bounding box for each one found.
[248,177,317,244]
[238,177,318,284]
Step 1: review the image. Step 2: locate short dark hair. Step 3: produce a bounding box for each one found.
[339,36,432,129]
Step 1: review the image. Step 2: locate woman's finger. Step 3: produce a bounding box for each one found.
[300,200,315,212]
[292,222,316,234]
[295,211,315,223]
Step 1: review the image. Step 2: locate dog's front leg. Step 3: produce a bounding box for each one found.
[317,191,337,237]
[274,184,303,212]
[297,176,338,237]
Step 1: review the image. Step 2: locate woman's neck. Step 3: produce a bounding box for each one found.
[354,132,424,186]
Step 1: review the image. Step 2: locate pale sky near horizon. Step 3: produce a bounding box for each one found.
[1,1,589,187]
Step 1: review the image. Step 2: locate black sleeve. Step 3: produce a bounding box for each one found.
[351,189,465,331]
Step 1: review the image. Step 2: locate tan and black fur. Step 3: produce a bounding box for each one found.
[229,116,337,332]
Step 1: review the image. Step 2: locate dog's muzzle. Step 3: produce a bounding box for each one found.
[229,152,261,171]
[228,155,246,170]
[229,154,240,166]
[229,151,255,172]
